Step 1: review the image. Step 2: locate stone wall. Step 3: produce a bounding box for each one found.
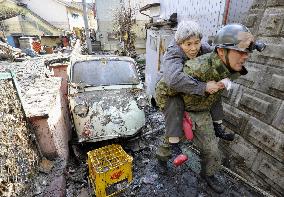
[221,1,284,196]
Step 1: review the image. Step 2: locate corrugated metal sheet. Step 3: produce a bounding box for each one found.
[227,0,254,23]
[158,0,253,44]
[160,0,226,40]
[159,0,178,20]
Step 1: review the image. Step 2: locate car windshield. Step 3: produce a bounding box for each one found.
[72,59,140,86]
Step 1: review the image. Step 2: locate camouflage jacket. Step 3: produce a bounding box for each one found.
[156,40,213,96]
[156,52,241,111]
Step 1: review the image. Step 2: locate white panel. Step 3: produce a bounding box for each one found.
[145,28,175,97]
[159,0,226,41]
[160,0,178,19]
[145,29,159,96]
[22,0,69,29]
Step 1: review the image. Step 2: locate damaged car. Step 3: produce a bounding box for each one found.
[68,55,146,143]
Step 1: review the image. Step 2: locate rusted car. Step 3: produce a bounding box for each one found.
[68,55,146,143]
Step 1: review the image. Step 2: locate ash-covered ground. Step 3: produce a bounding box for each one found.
[65,106,262,197]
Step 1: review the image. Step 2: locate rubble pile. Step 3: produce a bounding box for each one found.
[0,41,26,61]
[0,57,61,92]
[44,56,70,67]
[0,6,23,21]
[0,58,68,118]
[22,77,62,117]
[0,79,39,196]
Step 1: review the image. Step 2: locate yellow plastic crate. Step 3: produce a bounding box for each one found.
[87,144,133,197]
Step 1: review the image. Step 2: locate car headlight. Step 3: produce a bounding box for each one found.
[74,104,89,118]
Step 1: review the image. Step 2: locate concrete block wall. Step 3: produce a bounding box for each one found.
[30,116,58,158]
[47,84,71,160]
[220,1,284,196]
[49,63,72,143]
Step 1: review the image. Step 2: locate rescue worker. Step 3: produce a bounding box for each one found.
[156,23,258,193]
[155,21,234,167]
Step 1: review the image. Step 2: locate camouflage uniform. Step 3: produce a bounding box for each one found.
[156,51,241,176]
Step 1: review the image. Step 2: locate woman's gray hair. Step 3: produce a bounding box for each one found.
[175,20,203,44]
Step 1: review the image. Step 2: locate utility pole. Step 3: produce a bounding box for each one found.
[82,0,92,54]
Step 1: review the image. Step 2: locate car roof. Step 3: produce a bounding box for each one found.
[70,55,136,66]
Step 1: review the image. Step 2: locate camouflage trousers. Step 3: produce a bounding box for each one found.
[190,110,222,176]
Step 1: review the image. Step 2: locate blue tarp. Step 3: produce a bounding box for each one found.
[7,36,16,47]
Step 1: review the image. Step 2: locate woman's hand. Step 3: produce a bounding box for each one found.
[206,81,225,94]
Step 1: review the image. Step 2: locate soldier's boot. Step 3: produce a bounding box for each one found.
[203,174,225,194]
[156,138,182,173]
[213,122,235,141]
[156,139,182,161]
[156,137,171,174]
[200,157,224,193]
[156,138,171,162]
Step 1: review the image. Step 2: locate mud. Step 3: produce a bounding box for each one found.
[66,106,263,197]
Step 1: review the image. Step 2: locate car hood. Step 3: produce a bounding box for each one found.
[69,87,146,142]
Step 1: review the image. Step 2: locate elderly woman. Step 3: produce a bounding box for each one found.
[155,21,234,164]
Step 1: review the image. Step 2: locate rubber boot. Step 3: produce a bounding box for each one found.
[156,137,184,173]
[204,174,225,194]
[156,137,171,162]
[156,137,183,161]
[200,159,224,194]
